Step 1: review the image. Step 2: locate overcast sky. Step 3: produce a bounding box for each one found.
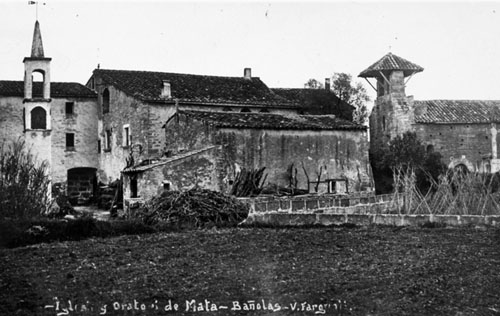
[2,1,500,104]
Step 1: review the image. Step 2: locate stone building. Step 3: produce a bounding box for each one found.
[271,79,355,120]
[2,19,371,210]
[0,21,99,203]
[361,52,500,173]
[121,109,373,203]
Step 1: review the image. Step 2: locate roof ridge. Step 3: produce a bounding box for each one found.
[95,68,256,80]
[416,99,500,102]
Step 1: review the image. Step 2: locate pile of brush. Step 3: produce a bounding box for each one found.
[136,189,249,228]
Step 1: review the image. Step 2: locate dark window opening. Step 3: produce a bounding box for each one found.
[31,71,45,98]
[97,140,101,153]
[382,116,386,131]
[31,107,46,129]
[123,126,130,147]
[130,178,138,198]
[66,133,75,149]
[240,107,251,113]
[105,130,112,152]
[259,108,270,113]
[102,88,110,114]
[65,102,74,115]
[426,144,434,153]
[163,182,170,191]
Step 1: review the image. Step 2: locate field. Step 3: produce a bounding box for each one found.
[1,226,499,316]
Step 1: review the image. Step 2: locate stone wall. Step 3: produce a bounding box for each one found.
[0,97,24,143]
[123,149,219,201]
[50,97,99,183]
[414,123,494,171]
[92,82,152,183]
[165,113,373,194]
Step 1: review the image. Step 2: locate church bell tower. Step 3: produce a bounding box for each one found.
[23,20,52,170]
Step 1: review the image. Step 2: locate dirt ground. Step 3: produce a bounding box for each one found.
[1,226,499,316]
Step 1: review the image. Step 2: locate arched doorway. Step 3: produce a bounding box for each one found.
[67,167,97,205]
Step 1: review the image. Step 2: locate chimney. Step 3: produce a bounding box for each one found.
[244,68,252,79]
[325,78,331,91]
[161,80,171,98]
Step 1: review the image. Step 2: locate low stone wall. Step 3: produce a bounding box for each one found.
[239,192,392,213]
[242,213,500,227]
[240,193,500,227]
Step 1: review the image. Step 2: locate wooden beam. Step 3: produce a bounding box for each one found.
[364,78,377,93]
[404,72,415,85]
[379,71,391,86]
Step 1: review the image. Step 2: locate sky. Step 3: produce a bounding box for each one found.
[1,1,500,105]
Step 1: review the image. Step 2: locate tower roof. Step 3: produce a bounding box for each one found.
[358,52,423,78]
[31,20,45,57]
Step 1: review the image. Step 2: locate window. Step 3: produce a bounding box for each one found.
[104,129,112,152]
[97,140,101,153]
[102,89,110,114]
[66,133,75,149]
[31,71,45,98]
[426,144,434,153]
[163,181,171,191]
[259,108,270,113]
[382,116,386,131]
[240,107,251,113]
[130,177,138,198]
[31,107,46,129]
[122,124,131,147]
[65,102,74,115]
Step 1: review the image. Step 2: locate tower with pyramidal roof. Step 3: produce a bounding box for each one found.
[359,52,423,150]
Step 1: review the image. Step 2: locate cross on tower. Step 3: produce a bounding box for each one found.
[28,1,46,20]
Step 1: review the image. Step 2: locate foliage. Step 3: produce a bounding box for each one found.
[304,78,324,89]
[331,73,370,125]
[0,139,51,219]
[371,132,447,194]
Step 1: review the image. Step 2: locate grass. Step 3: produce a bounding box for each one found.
[1,226,499,315]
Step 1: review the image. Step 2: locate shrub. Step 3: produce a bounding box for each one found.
[370,132,447,195]
[0,139,51,219]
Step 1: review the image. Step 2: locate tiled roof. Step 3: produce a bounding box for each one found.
[359,53,424,78]
[271,88,354,121]
[414,100,500,124]
[0,81,96,98]
[122,145,219,174]
[176,110,365,130]
[92,69,297,108]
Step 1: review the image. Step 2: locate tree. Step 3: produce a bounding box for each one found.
[331,73,370,125]
[370,132,447,194]
[304,78,323,89]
